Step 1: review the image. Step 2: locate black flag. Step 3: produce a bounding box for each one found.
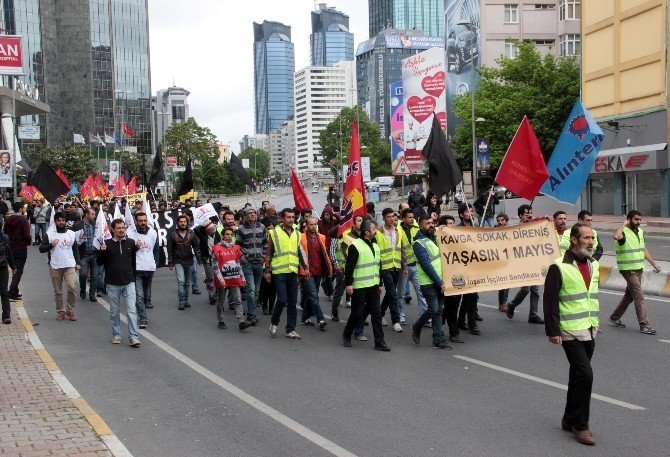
[27,161,70,203]
[122,161,132,183]
[421,114,462,199]
[228,153,254,187]
[177,157,193,197]
[149,144,166,187]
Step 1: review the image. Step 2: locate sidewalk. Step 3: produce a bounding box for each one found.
[0,301,128,457]
[565,214,670,237]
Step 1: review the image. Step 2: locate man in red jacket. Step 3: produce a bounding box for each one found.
[4,202,31,300]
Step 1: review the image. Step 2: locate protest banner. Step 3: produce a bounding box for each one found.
[437,220,560,296]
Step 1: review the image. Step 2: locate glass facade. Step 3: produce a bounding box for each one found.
[254,21,294,134]
[90,0,114,138]
[0,0,45,139]
[310,6,353,66]
[369,0,444,38]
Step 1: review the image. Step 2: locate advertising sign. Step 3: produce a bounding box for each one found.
[0,35,24,75]
[402,47,446,174]
[389,80,404,174]
[385,35,445,50]
[476,138,491,178]
[242,158,250,169]
[166,156,177,167]
[109,161,119,183]
[0,150,12,188]
[18,125,40,140]
[438,220,559,296]
[361,156,371,182]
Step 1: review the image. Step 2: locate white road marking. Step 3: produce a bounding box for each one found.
[453,355,646,411]
[659,340,670,344]
[600,290,670,303]
[97,298,358,457]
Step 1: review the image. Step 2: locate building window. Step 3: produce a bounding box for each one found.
[504,4,519,23]
[560,34,581,56]
[535,4,555,9]
[559,0,581,20]
[504,41,519,59]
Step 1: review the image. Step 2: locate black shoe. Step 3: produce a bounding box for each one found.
[138,321,148,329]
[301,319,316,326]
[374,343,391,352]
[404,296,412,304]
[89,296,98,303]
[528,314,545,324]
[411,328,421,344]
[262,304,269,315]
[249,317,259,326]
[2,318,11,324]
[506,305,515,319]
[145,302,153,309]
[449,335,465,343]
[80,291,86,300]
[209,297,217,305]
[192,289,202,295]
[475,313,483,322]
[178,303,185,310]
[457,323,469,331]
[343,335,352,347]
[97,292,103,297]
[318,320,327,330]
[468,326,481,335]
[218,321,227,329]
[433,341,452,349]
[184,302,191,308]
[239,321,252,331]
[331,313,340,322]
[363,320,369,326]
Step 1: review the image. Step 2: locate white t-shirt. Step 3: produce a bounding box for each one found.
[128,227,157,272]
[48,230,77,269]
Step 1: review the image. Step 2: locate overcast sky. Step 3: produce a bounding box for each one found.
[149,0,369,153]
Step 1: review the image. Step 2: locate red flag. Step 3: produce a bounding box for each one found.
[19,184,38,201]
[127,176,137,195]
[495,116,549,201]
[94,173,107,197]
[122,122,135,137]
[289,167,313,212]
[338,121,367,236]
[80,175,97,200]
[55,168,71,189]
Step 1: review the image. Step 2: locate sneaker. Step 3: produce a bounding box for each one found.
[423,319,433,328]
[318,320,327,330]
[56,311,66,321]
[178,302,185,310]
[344,301,351,308]
[239,321,252,331]
[331,313,340,322]
[381,318,388,327]
[139,321,148,329]
[111,335,121,344]
[192,289,202,295]
[528,314,545,324]
[449,335,465,344]
[285,331,301,339]
[355,334,368,341]
[218,321,227,329]
[270,324,278,337]
[432,341,452,350]
[129,337,141,348]
[393,323,403,333]
[66,311,77,321]
[468,326,481,335]
[506,305,515,319]
[80,291,86,299]
[301,319,315,326]
[399,317,407,326]
[640,326,657,335]
[609,317,626,328]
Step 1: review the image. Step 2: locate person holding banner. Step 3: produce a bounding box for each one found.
[495,214,511,313]
[410,215,451,349]
[455,204,482,335]
[543,222,599,445]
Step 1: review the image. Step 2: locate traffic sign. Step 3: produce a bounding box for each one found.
[173,166,186,172]
[393,156,412,176]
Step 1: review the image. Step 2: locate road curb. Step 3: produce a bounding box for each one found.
[15,300,133,457]
[599,265,670,298]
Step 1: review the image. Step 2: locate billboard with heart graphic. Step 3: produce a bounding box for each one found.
[401,47,446,174]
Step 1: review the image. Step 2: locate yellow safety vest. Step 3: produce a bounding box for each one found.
[269,226,300,274]
[397,221,419,264]
[615,226,645,271]
[351,238,380,289]
[555,259,600,332]
[375,227,403,270]
[556,230,570,254]
[414,237,442,286]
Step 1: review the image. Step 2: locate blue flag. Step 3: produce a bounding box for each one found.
[540,100,605,204]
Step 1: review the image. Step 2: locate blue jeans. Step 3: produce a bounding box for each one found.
[78,253,98,298]
[175,264,191,304]
[413,285,445,343]
[135,271,153,323]
[300,275,325,322]
[35,222,47,243]
[242,263,263,318]
[107,283,138,339]
[96,266,106,293]
[380,269,401,324]
[271,273,298,332]
[398,264,427,317]
[191,255,200,292]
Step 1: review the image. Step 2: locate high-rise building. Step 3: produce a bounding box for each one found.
[294,61,357,175]
[39,0,151,150]
[253,20,295,134]
[310,3,354,66]
[369,0,444,38]
[268,120,294,180]
[152,86,190,146]
[356,29,444,139]
[239,134,268,152]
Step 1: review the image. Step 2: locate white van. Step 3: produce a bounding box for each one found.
[373,176,395,192]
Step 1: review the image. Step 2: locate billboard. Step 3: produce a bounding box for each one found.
[0,35,24,75]
[0,150,12,188]
[445,0,481,139]
[402,47,446,174]
[389,81,404,174]
[476,137,491,178]
[109,161,119,183]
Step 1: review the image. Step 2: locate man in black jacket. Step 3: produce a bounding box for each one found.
[97,218,141,347]
[5,202,31,300]
[168,214,202,310]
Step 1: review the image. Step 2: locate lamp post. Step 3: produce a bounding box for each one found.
[471,115,486,197]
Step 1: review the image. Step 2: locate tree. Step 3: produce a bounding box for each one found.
[319,106,391,180]
[22,143,96,185]
[163,118,219,165]
[238,147,270,181]
[452,42,580,173]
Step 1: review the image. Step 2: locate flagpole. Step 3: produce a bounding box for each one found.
[479,184,494,227]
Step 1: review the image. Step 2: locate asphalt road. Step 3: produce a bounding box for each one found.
[21,210,670,457]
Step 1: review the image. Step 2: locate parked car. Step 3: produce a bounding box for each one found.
[447,20,479,74]
[311,184,319,194]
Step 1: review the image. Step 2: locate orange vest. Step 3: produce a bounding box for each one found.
[299,232,333,277]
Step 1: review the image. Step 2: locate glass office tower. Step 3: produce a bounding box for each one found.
[310,4,354,66]
[254,21,295,135]
[369,0,444,37]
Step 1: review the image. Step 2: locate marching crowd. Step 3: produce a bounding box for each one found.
[0,188,663,446]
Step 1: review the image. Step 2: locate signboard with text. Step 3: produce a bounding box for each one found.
[0,35,24,75]
[18,125,40,140]
[166,156,177,167]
